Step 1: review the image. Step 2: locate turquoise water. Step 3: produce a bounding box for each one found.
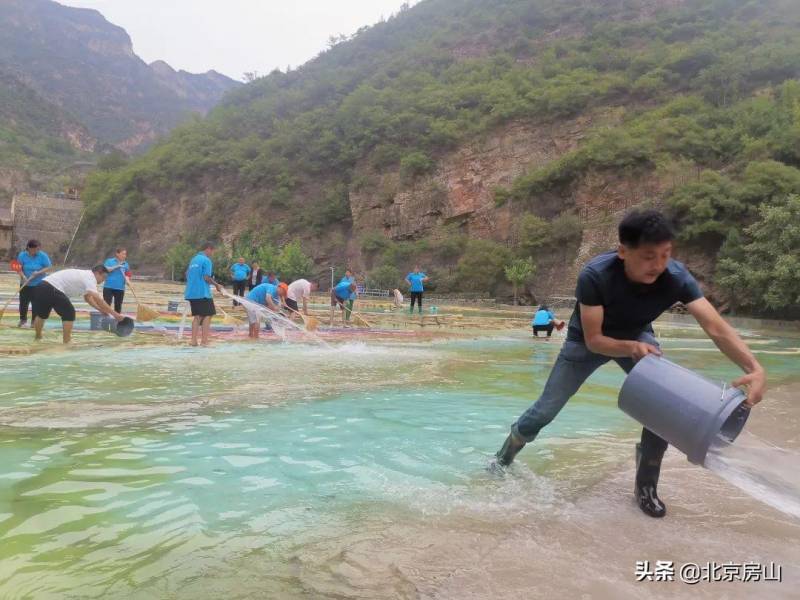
[0,326,798,598]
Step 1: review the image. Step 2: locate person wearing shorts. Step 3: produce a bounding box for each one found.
[33,265,123,344]
[185,242,223,346]
[244,281,280,339]
[286,278,317,320]
[103,247,130,313]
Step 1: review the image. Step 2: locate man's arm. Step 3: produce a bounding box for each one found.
[686,298,766,406]
[85,291,123,320]
[302,296,309,315]
[581,304,662,361]
[204,275,222,292]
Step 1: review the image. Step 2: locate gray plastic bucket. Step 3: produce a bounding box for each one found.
[618,355,750,465]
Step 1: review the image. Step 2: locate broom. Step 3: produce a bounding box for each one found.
[285,306,320,331]
[125,280,160,322]
[351,312,372,329]
[217,304,245,327]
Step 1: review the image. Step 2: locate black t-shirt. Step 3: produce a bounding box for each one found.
[566,251,703,343]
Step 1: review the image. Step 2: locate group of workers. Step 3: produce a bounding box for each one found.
[7,208,770,520]
[13,240,128,344]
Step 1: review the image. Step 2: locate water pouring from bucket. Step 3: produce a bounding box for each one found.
[620,355,800,520]
[618,355,750,466]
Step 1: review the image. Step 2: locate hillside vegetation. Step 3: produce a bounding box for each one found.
[78,0,800,317]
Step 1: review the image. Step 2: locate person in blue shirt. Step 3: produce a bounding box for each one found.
[331,280,356,326]
[338,269,357,323]
[16,239,52,327]
[103,247,130,313]
[244,282,280,339]
[405,266,429,315]
[493,210,767,519]
[531,305,556,340]
[185,242,223,347]
[229,257,251,306]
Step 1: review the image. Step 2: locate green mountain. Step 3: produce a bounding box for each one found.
[0,0,241,204]
[77,0,800,317]
[0,66,93,201]
[0,0,239,152]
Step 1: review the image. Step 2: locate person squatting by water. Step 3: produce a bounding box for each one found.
[16,239,52,328]
[33,266,125,344]
[406,266,429,315]
[331,280,357,326]
[103,247,130,313]
[185,242,224,347]
[494,210,767,518]
[244,280,282,339]
[230,257,251,306]
[531,304,557,340]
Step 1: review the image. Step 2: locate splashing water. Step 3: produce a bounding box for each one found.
[705,431,800,519]
[220,290,327,346]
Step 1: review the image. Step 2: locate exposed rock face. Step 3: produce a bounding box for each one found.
[0,0,241,151]
[348,108,713,300]
[351,115,602,244]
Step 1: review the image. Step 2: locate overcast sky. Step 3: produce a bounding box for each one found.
[61,0,418,80]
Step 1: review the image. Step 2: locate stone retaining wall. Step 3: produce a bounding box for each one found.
[10,193,83,261]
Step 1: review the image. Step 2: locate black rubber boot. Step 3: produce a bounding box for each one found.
[635,442,666,518]
[495,432,526,467]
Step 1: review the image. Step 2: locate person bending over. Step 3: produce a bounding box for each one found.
[494,210,766,518]
[331,280,357,326]
[33,266,124,344]
[285,278,318,320]
[245,281,280,339]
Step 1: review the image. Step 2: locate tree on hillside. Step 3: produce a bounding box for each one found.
[504,258,535,305]
[368,264,402,290]
[715,195,800,316]
[164,242,195,280]
[277,241,313,281]
[454,239,511,296]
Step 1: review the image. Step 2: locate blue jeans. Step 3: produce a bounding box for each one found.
[512,332,668,461]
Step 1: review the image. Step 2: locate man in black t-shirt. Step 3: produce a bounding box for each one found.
[494,210,767,518]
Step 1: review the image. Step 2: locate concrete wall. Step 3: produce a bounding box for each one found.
[10,193,83,261]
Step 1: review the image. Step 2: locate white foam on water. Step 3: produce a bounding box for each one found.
[705,431,800,519]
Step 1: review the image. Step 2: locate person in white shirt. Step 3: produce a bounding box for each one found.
[285,278,318,319]
[33,265,124,344]
[393,288,404,309]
